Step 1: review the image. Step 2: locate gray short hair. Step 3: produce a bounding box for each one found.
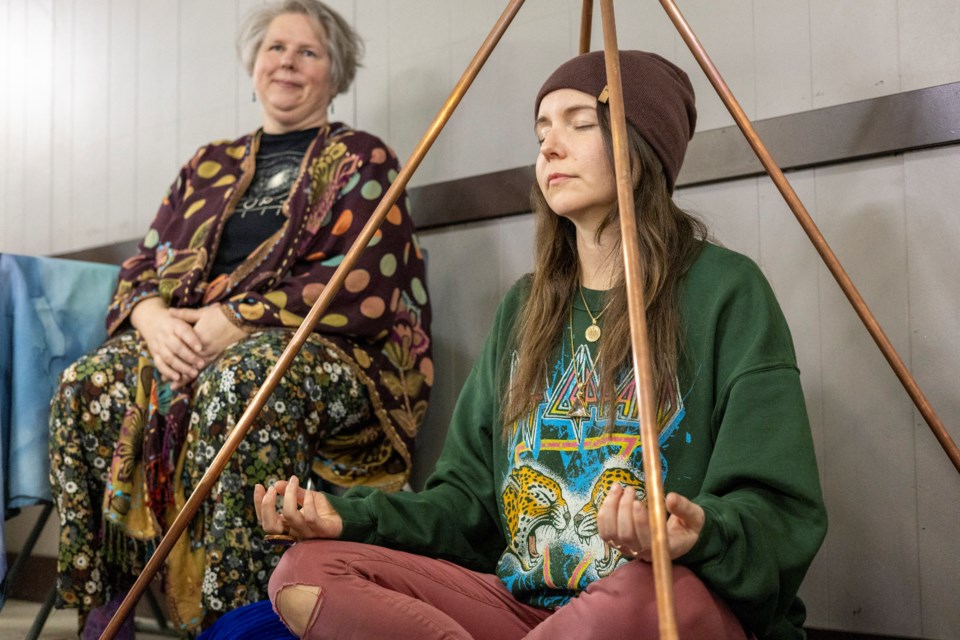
[237,0,363,96]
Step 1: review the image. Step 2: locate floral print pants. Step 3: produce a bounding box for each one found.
[49,328,370,629]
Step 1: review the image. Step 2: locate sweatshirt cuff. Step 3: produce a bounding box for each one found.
[676,495,726,569]
[326,491,377,543]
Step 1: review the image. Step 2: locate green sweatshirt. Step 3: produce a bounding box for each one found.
[328,243,827,640]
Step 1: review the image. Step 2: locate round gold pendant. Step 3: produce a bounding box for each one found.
[585,324,601,342]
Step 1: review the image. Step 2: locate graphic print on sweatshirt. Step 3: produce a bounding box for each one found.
[496,342,685,609]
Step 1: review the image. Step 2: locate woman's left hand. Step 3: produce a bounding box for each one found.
[597,484,704,562]
[169,305,249,365]
[254,475,344,541]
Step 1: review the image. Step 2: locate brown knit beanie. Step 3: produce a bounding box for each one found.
[535,50,696,192]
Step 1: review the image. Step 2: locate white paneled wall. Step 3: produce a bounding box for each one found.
[3,0,960,254]
[2,1,959,637]
[684,159,926,634]
[903,147,960,638]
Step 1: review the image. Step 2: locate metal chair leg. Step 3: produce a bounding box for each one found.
[1,502,54,602]
[143,586,169,630]
[25,584,57,640]
[132,583,180,637]
[3,503,58,638]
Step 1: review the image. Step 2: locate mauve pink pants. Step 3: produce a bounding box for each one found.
[268,540,749,640]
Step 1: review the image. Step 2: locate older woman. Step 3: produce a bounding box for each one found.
[48,1,432,637]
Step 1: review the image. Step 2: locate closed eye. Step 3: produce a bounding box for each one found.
[535,126,549,146]
[535,121,596,146]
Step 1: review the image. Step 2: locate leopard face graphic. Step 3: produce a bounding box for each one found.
[574,466,644,576]
[501,465,571,571]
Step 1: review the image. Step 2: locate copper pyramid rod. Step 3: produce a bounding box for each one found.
[579,0,594,53]
[598,2,679,637]
[99,1,528,636]
[658,0,959,474]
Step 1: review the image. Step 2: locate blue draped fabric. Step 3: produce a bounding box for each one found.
[197,599,296,640]
[0,253,119,603]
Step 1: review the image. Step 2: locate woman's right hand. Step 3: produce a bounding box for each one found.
[130,297,206,389]
[254,475,344,541]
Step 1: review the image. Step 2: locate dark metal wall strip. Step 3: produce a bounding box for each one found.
[59,240,141,264]
[680,81,960,187]
[408,165,537,231]
[409,81,960,230]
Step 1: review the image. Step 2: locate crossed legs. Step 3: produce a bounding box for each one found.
[268,540,748,640]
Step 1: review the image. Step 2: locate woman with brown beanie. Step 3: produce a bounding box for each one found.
[254,50,826,640]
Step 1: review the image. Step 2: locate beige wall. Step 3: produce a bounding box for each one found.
[2,1,959,637]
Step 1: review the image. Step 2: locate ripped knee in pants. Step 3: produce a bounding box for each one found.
[275,584,322,637]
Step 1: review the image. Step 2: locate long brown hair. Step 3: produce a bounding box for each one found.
[502,103,707,434]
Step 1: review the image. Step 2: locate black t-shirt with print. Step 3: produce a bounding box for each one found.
[210,127,319,278]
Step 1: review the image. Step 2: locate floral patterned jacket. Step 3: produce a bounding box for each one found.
[105,123,432,490]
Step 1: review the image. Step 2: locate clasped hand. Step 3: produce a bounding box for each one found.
[596,484,704,562]
[131,299,248,389]
[254,475,344,541]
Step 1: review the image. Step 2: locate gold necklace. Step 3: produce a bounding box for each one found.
[578,285,607,342]
[568,305,589,418]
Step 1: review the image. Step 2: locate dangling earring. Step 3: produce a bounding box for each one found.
[329,100,335,114]
[251,91,257,103]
